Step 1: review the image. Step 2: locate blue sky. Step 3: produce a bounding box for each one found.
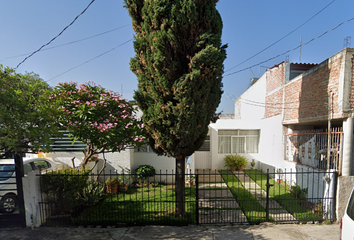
[1,0,353,114]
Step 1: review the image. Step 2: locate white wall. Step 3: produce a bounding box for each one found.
[235,74,266,120]
[23,171,41,228]
[131,151,175,183]
[257,115,285,170]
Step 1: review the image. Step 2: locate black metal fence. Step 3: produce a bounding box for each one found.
[38,168,337,227]
[196,169,337,224]
[39,170,196,227]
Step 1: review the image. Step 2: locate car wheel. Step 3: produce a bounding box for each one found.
[1,195,17,213]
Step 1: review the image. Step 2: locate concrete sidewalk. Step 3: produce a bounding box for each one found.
[0,223,340,240]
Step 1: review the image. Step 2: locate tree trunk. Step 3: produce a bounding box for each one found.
[14,154,26,227]
[175,157,186,217]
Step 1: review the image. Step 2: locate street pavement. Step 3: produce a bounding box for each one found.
[0,223,340,240]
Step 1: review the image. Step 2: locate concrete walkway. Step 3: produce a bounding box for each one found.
[196,170,298,224]
[0,223,340,240]
[196,170,248,224]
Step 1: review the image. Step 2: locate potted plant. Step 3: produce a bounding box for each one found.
[118,170,130,192]
[105,177,118,193]
[185,175,195,187]
[224,154,248,171]
[276,169,283,184]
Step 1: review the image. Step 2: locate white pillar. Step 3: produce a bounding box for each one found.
[342,117,353,176]
[23,170,42,228]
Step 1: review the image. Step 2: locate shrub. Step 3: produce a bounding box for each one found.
[40,168,90,215]
[135,165,156,182]
[224,154,249,170]
[79,181,106,207]
[290,185,308,200]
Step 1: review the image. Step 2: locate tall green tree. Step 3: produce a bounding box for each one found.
[0,65,61,156]
[125,0,227,215]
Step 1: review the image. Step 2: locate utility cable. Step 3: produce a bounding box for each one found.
[225,0,336,73]
[46,38,133,82]
[224,93,327,105]
[1,24,129,62]
[15,0,96,70]
[224,16,354,77]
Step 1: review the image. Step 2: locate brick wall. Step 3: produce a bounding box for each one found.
[265,90,283,118]
[264,62,286,118]
[350,58,354,109]
[263,55,346,123]
[266,62,285,93]
[283,56,342,123]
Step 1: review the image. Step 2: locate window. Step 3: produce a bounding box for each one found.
[347,188,354,220]
[33,160,51,171]
[0,164,15,181]
[218,129,259,154]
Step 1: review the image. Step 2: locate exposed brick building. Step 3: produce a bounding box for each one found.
[234,48,354,176]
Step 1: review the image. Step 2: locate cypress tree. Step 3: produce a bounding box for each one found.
[125,0,227,216]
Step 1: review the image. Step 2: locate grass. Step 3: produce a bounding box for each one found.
[244,170,320,221]
[219,170,269,224]
[72,184,196,226]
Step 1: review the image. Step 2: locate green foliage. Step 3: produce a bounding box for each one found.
[135,164,156,182]
[40,168,90,214]
[290,185,308,200]
[105,177,119,186]
[125,0,227,159]
[72,184,196,226]
[50,82,146,166]
[224,154,249,170]
[0,65,62,154]
[250,159,256,170]
[79,181,106,207]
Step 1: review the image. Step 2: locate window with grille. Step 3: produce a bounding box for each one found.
[218,129,259,154]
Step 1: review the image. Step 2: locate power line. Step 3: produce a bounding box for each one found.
[15,0,96,70]
[225,93,327,105]
[1,24,129,62]
[224,16,354,77]
[240,100,328,110]
[225,0,336,73]
[46,39,133,82]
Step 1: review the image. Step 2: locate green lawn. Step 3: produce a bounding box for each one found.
[244,170,320,222]
[72,184,196,226]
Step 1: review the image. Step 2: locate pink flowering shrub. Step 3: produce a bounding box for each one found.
[50,82,145,167]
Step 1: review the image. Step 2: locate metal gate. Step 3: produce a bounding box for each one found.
[196,169,337,224]
[0,157,26,228]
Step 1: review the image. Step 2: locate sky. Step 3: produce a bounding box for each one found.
[1,0,353,114]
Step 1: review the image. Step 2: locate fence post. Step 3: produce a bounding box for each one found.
[265,169,273,222]
[195,173,199,225]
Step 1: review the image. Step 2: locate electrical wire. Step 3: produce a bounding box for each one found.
[225,93,327,106]
[1,24,129,62]
[46,39,133,82]
[225,0,336,73]
[224,16,354,77]
[240,100,328,110]
[15,0,96,70]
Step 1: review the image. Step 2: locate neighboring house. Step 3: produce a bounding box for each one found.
[204,48,354,177]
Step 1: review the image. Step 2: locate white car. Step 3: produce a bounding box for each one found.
[0,158,63,213]
[341,186,354,240]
